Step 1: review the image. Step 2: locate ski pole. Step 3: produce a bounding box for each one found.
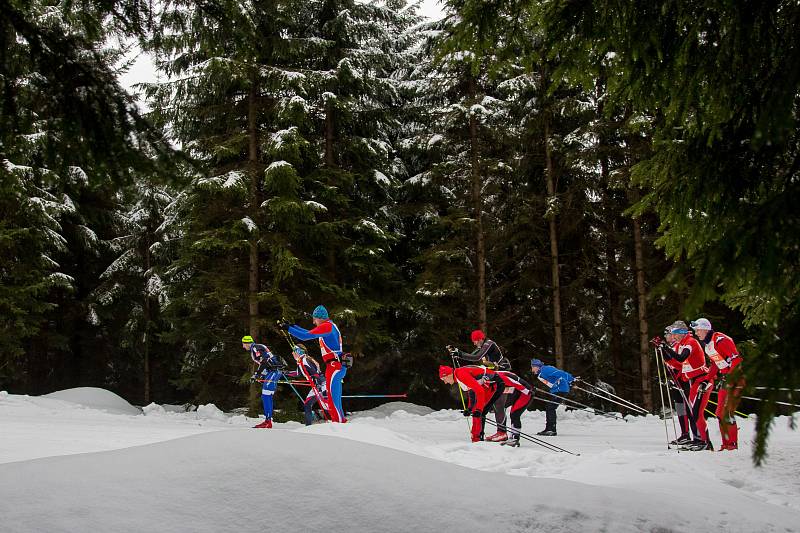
[573,381,649,414]
[572,384,649,415]
[451,353,471,431]
[483,418,580,456]
[536,388,627,421]
[342,394,408,399]
[533,395,617,418]
[654,346,675,449]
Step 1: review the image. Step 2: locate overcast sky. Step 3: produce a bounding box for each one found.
[119,0,444,91]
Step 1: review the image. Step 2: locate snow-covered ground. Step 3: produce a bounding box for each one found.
[1,388,798,532]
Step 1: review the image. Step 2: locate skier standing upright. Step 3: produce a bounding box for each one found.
[447,330,511,442]
[286,305,347,423]
[242,335,285,429]
[656,321,712,450]
[691,318,744,450]
[530,358,574,436]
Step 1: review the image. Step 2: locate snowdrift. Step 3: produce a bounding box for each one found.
[1,429,797,533]
[1,390,799,532]
[43,387,141,415]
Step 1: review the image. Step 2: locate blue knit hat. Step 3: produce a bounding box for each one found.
[531,358,544,367]
[312,305,329,319]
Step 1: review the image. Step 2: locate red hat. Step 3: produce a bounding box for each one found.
[439,365,454,378]
[470,330,485,342]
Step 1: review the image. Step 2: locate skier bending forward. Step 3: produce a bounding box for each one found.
[242,335,285,429]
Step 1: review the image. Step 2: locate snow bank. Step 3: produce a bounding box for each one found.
[2,430,798,533]
[43,387,141,415]
[355,401,434,418]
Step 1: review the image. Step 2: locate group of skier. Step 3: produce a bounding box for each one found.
[651,318,744,451]
[242,305,348,428]
[241,306,744,454]
[438,330,575,446]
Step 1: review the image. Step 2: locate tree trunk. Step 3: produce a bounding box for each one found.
[468,77,487,332]
[247,79,260,339]
[630,189,652,410]
[325,99,335,167]
[544,115,564,368]
[143,230,152,405]
[597,87,623,392]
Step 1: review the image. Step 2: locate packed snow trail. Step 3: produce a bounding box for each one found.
[1,391,799,532]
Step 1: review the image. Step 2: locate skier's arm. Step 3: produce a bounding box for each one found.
[454,347,482,362]
[660,344,691,362]
[288,322,332,341]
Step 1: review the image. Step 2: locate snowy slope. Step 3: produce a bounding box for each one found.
[1,391,799,532]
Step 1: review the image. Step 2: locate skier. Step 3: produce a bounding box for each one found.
[656,321,712,450]
[284,344,328,426]
[690,318,744,450]
[651,326,692,446]
[530,358,574,436]
[447,330,511,441]
[285,305,347,423]
[494,370,534,447]
[242,335,285,429]
[439,365,503,442]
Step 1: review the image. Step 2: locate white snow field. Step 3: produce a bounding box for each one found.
[1,389,798,533]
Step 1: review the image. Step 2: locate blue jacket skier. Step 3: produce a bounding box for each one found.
[531,358,574,436]
[286,305,347,422]
[243,335,285,429]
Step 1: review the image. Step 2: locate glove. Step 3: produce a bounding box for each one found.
[461,408,471,417]
[249,373,259,384]
[446,345,457,355]
[278,321,291,329]
[649,336,663,347]
[715,377,727,391]
[698,381,711,393]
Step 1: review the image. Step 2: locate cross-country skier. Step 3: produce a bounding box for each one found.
[447,330,511,441]
[242,335,285,429]
[494,370,534,447]
[284,344,328,426]
[530,358,574,436]
[439,365,503,442]
[656,321,712,450]
[651,324,692,446]
[285,306,347,423]
[691,318,744,450]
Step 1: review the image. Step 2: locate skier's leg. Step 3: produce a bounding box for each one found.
[326,362,347,422]
[303,389,317,425]
[493,392,507,428]
[716,388,729,446]
[261,371,279,419]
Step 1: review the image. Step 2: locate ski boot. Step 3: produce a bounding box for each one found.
[670,434,692,446]
[537,429,557,436]
[684,439,709,451]
[501,437,520,447]
[486,431,508,442]
[253,419,273,429]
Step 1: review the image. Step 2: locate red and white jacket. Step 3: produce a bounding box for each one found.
[702,331,741,379]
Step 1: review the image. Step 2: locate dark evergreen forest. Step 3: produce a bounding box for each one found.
[2,0,798,459]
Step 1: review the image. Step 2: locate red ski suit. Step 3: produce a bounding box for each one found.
[454,366,498,441]
[666,335,712,442]
[703,331,743,447]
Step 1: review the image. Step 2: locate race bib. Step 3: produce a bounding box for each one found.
[681,363,692,374]
[708,352,729,370]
